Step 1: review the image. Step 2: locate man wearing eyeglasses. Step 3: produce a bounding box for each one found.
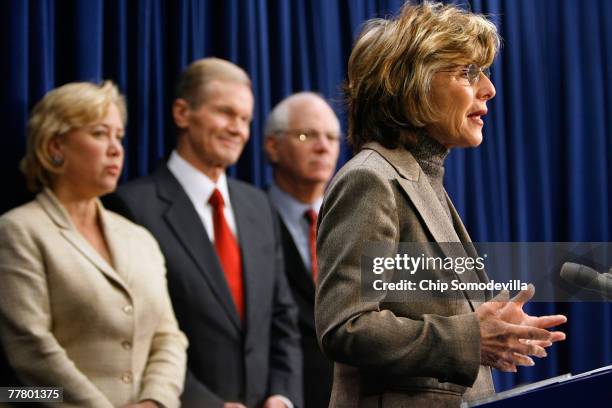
[264,92,341,408]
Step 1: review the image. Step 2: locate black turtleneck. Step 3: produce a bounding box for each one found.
[409,132,452,221]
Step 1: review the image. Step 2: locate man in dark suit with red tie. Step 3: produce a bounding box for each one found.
[103,58,302,408]
[263,93,341,408]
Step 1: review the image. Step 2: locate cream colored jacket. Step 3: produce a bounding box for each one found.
[0,189,187,408]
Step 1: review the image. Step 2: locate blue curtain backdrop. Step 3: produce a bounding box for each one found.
[0,0,610,393]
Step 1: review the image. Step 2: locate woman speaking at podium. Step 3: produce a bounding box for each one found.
[314,2,567,407]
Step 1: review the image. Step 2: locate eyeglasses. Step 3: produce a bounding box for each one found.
[278,129,342,144]
[439,64,491,85]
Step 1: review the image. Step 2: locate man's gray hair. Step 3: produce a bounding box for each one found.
[264,92,338,136]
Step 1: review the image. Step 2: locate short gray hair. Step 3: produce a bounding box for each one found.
[264,92,339,136]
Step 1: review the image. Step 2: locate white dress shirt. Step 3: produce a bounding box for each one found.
[167,151,238,242]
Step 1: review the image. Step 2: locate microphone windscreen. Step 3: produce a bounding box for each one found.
[560,262,597,287]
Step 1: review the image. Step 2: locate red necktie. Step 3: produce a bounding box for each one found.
[305,209,318,283]
[209,189,244,321]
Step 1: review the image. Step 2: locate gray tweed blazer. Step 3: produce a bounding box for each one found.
[315,142,494,407]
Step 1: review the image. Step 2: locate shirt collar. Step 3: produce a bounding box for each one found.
[167,150,232,208]
[268,181,322,224]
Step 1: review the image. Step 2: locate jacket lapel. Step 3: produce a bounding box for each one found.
[446,193,490,300]
[363,143,461,244]
[278,218,315,302]
[363,143,485,308]
[37,189,130,294]
[155,167,242,331]
[228,181,260,333]
[99,202,134,287]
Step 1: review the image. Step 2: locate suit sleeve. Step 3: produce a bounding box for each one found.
[139,235,189,408]
[0,217,114,407]
[267,203,304,406]
[314,167,481,387]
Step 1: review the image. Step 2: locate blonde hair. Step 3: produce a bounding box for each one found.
[346,1,501,150]
[175,57,252,107]
[21,80,127,192]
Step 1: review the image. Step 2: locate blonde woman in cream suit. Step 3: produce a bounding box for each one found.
[0,82,187,408]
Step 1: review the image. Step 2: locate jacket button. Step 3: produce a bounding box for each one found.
[121,372,133,383]
[122,341,132,350]
[122,305,133,315]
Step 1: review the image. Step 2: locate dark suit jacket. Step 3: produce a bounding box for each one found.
[276,218,333,408]
[103,165,302,408]
[315,142,494,407]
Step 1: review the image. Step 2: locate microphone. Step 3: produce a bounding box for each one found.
[560,262,612,300]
